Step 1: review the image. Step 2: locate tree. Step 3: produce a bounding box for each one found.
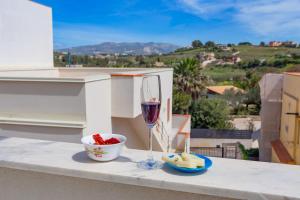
[243,86,261,114]
[238,59,261,69]
[190,98,233,129]
[222,89,245,108]
[272,59,287,68]
[205,41,216,48]
[172,89,192,114]
[135,55,145,64]
[173,58,208,100]
[235,71,260,90]
[192,40,203,48]
[71,55,78,64]
[238,42,252,46]
[259,41,265,47]
[247,59,261,68]
[232,47,238,52]
[84,55,89,64]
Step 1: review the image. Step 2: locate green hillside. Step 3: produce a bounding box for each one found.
[169,45,300,61]
[234,46,300,61]
[54,44,300,127]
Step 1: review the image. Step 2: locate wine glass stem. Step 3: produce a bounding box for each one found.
[148,127,154,161]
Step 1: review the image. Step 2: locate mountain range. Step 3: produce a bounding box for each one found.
[57,42,180,55]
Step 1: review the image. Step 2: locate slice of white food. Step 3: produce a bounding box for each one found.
[163,153,206,169]
[175,160,198,168]
[162,154,182,163]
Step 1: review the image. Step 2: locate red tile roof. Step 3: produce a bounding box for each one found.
[206,85,244,95]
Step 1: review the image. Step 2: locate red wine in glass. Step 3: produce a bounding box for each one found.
[138,75,162,170]
[141,102,161,127]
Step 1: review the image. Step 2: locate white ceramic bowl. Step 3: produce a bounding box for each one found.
[81,133,127,161]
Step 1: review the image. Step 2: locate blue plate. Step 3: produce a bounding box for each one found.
[165,154,212,173]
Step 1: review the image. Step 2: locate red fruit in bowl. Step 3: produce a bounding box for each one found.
[93,133,120,145]
[93,134,105,145]
[105,137,120,144]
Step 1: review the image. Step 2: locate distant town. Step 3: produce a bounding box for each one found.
[55,40,300,70]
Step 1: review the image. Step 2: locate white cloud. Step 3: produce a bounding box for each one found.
[237,0,300,36]
[176,0,300,37]
[176,0,234,17]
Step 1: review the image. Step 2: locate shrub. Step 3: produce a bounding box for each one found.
[172,89,192,114]
[205,41,216,48]
[238,42,252,46]
[239,144,259,160]
[191,40,203,48]
[190,98,233,129]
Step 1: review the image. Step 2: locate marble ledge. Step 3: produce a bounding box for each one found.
[0,136,299,200]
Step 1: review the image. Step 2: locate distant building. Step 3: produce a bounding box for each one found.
[281,41,298,48]
[57,54,65,61]
[154,61,166,67]
[197,52,215,62]
[217,44,231,51]
[217,52,241,65]
[108,60,117,65]
[269,41,282,47]
[232,55,241,64]
[269,40,298,48]
[93,55,103,59]
[206,85,244,97]
[94,54,111,59]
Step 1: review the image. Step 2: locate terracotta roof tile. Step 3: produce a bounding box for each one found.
[206,85,244,95]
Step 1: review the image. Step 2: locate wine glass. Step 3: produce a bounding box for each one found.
[137,75,162,170]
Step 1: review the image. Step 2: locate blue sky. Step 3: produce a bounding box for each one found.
[35,0,300,49]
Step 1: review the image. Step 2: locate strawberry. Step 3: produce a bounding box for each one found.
[105,137,120,144]
[93,134,120,145]
[93,134,105,145]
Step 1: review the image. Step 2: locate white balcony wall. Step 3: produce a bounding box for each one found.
[0,75,112,143]
[84,79,112,136]
[0,0,53,69]
[0,125,83,143]
[1,137,299,200]
[0,68,178,150]
[1,168,230,200]
[110,70,173,151]
[111,70,173,122]
[0,82,86,118]
[111,76,138,118]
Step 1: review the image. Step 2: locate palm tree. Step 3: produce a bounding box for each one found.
[174,58,208,100]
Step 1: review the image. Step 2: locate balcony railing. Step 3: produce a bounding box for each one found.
[191,145,241,159]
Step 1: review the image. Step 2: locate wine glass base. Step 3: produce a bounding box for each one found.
[137,159,163,170]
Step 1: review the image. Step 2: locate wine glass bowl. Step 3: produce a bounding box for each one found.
[137,75,162,170]
[141,101,161,128]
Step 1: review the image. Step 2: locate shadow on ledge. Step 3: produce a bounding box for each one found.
[161,164,208,176]
[72,151,135,164]
[72,151,98,164]
[0,136,10,141]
